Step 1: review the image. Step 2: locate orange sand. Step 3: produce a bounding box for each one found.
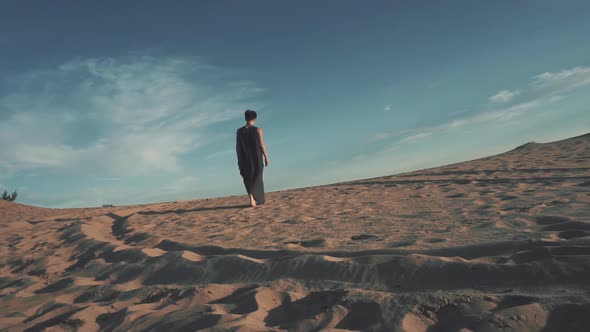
[1,133,589,331]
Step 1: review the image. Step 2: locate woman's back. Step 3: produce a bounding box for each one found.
[238,126,261,151]
[236,125,263,178]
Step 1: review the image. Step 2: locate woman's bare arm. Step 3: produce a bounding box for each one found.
[257,127,270,166]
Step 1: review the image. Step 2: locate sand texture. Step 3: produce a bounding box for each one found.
[1,133,589,331]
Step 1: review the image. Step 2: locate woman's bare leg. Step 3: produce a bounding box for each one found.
[249,194,257,207]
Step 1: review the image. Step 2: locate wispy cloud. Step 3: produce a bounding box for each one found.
[532,66,590,86]
[531,66,590,95]
[384,105,391,111]
[398,132,432,144]
[96,177,121,182]
[475,100,540,122]
[371,65,589,149]
[364,132,394,143]
[0,56,262,178]
[206,149,234,159]
[489,89,520,103]
[390,99,541,147]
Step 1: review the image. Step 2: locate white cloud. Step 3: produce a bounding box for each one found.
[398,132,432,144]
[386,99,541,149]
[206,149,234,159]
[384,105,391,111]
[448,119,467,128]
[531,66,590,92]
[375,132,392,140]
[96,177,121,181]
[364,132,393,144]
[489,89,520,103]
[0,56,262,177]
[385,145,401,152]
[533,66,590,84]
[381,65,590,149]
[474,100,540,122]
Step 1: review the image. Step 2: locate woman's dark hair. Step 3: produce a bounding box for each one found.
[245,110,257,122]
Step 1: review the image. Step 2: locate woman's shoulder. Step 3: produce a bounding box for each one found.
[237,125,261,132]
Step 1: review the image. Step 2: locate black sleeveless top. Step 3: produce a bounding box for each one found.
[236,125,263,179]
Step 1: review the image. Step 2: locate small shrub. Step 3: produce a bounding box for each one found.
[2,190,17,202]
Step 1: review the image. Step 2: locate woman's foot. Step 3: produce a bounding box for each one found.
[249,194,257,207]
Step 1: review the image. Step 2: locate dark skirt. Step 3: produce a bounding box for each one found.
[242,168,265,204]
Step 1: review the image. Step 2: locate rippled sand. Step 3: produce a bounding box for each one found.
[1,133,589,331]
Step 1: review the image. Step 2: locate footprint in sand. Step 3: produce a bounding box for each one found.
[424,237,446,243]
[446,193,467,199]
[285,239,326,248]
[230,211,252,222]
[533,215,570,225]
[388,237,417,248]
[351,234,379,241]
[499,195,518,201]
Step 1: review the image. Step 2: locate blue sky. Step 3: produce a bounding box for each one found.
[1,1,589,208]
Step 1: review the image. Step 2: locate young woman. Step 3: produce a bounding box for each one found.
[236,110,270,207]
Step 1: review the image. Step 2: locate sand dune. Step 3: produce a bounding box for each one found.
[1,133,590,331]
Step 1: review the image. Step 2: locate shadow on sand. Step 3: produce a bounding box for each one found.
[136,204,252,216]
